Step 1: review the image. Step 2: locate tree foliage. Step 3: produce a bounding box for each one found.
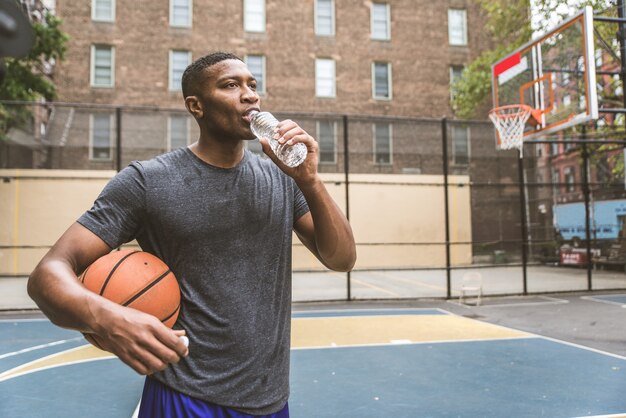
[0,8,68,137]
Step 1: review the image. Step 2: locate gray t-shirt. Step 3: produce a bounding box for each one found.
[77,147,309,415]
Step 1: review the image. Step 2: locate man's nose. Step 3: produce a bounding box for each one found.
[242,85,259,102]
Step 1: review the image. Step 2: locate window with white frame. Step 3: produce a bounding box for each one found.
[317,120,336,164]
[91,45,114,88]
[316,58,336,97]
[244,0,265,33]
[374,123,392,164]
[315,0,335,36]
[450,65,464,100]
[169,115,189,150]
[170,50,191,92]
[372,62,391,100]
[448,9,467,46]
[92,0,115,22]
[371,3,390,40]
[170,0,192,27]
[90,113,112,160]
[245,54,265,95]
[452,125,469,165]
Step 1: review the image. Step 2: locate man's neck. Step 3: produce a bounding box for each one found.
[188,136,245,168]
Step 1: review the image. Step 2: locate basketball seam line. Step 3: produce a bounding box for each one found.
[161,304,180,323]
[80,264,91,284]
[98,250,140,296]
[121,269,172,307]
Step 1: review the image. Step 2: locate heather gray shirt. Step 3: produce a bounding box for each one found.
[77,148,309,415]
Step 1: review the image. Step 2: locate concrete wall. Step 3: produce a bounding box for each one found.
[0,169,471,275]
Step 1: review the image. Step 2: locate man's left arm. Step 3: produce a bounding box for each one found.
[293,178,356,272]
[258,119,356,272]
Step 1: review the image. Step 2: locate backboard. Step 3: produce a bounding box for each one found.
[491,5,598,147]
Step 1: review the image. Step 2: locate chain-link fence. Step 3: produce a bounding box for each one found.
[2,101,626,301]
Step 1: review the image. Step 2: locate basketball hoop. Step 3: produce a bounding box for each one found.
[488,105,535,158]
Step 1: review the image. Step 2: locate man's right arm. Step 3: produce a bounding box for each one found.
[28,222,188,374]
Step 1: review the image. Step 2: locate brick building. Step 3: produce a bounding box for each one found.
[38,0,499,173]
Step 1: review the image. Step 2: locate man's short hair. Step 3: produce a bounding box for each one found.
[181,52,243,99]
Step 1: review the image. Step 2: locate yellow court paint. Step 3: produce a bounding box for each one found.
[292,315,530,349]
[0,344,113,382]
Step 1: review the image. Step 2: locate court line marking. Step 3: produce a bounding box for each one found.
[573,414,626,418]
[0,318,49,322]
[0,337,83,360]
[293,308,626,362]
[447,296,570,308]
[537,334,626,361]
[350,277,402,297]
[131,399,141,418]
[291,335,537,351]
[364,271,446,291]
[293,307,450,316]
[437,308,626,362]
[0,345,115,383]
[581,294,626,307]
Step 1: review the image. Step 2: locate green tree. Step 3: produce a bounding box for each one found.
[0,8,68,138]
[451,0,612,119]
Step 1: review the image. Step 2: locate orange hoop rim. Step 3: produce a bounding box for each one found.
[489,104,533,118]
[489,104,542,126]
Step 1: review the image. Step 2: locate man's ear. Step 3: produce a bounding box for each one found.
[185,96,203,119]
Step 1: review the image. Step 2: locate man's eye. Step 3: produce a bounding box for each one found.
[249,84,257,91]
[226,82,238,88]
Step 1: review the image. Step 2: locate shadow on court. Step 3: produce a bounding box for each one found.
[1,294,625,418]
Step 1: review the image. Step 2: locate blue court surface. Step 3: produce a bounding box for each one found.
[582,294,626,307]
[1,309,625,418]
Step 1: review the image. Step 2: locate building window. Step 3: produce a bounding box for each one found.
[170,0,192,27]
[90,45,114,88]
[564,166,576,192]
[315,0,334,36]
[552,169,560,196]
[374,123,392,164]
[316,58,336,98]
[90,113,112,160]
[452,126,470,165]
[371,3,390,40]
[372,62,391,100]
[245,54,265,95]
[170,50,191,92]
[317,120,336,164]
[551,142,559,155]
[244,0,265,33]
[168,115,189,150]
[450,65,464,100]
[448,9,467,46]
[92,0,115,22]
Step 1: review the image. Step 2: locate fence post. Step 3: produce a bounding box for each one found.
[582,138,593,290]
[517,155,528,294]
[343,115,351,301]
[115,107,122,172]
[441,118,451,298]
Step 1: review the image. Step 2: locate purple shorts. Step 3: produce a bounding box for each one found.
[138,376,289,418]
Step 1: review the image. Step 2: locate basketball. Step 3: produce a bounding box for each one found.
[78,249,181,349]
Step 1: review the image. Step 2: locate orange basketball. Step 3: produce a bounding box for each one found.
[78,249,181,349]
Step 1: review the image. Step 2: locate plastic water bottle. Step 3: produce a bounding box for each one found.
[249,111,308,167]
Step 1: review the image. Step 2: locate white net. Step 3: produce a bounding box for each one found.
[488,105,533,158]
